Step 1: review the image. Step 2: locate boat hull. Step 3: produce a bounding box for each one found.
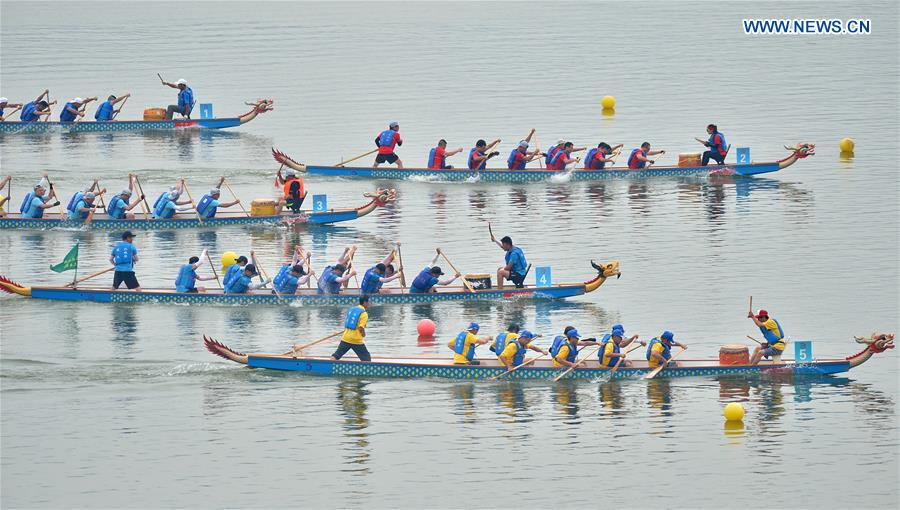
[300,163,781,183]
[0,210,364,230]
[26,284,587,305]
[246,355,852,380]
[0,118,245,134]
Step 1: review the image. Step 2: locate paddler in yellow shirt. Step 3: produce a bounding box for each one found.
[599,324,641,368]
[550,327,587,368]
[331,296,372,362]
[646,331,687,368]
[498,330,548,369]
[448,322,492,365]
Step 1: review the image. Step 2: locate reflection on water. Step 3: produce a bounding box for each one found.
[111,305,139,356]
[646,378,674,415]
[598,380,626,414]
[337,380,370,474]
[450,383,477,424]
[551,380,581,423]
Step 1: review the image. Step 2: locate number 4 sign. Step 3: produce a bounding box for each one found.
[535,267,551,287]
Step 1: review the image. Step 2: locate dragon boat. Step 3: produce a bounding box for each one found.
[0,189,395,231]
[0,261,620,306]
[272,144,815,184]
[0,99,273,134]
[204,333,894,381]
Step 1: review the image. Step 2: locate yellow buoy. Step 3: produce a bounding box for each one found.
[839,137,855,153]
[221,251,238,272]
[724,402,745,421]
[601,95,616,110]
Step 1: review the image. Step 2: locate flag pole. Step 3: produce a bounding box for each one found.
[72,242,79,287]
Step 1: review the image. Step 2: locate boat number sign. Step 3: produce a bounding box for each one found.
[313,194,327,212]
[736,147,751,165]
[536,267,551,287]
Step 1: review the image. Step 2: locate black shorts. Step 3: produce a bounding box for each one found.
[285,195,306,212]
[332,341,372,362]
[375,153,398,164]
[113,271,140,289]
[509,271,526,287]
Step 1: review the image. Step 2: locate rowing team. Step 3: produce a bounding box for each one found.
[1,79,194,122]
[328,299,786,369]
[370,124,730,170]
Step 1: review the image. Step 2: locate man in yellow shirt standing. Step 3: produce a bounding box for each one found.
[448,322,492,365]
[498,330,548,369]
[331,296,372,362]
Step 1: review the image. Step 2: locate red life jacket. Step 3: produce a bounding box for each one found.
[628,148,647,169]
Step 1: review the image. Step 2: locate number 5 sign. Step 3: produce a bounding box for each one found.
[535,267,551,288]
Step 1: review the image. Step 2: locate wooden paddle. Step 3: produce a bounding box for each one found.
[749,295,753,316]
[45,175,66,218]
[250,251,277,296]
[437,249,475,293]
[532,131,545,169]
[65,266,114,287]
[180,178,203,224]
[305,251,314,288]
[491,351,548,381]
[221,177,248,216]
[395,246,407,288]
[604,341,645,380]
[644,347,687,380]
[131,174,151,220]
[1,105,22,122]
[285,330,344,356]
[83,188,106,226]
[346,247,360,288]
[335,148,378,167]
[206,250,222,289]
[42,100,57,122]
[112,94,129,120]
[90,180,107,213]
[553,344,602,381]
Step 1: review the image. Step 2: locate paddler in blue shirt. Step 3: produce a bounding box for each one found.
[498,330,548,369]
[317,246,358,295]
[19,90,53,122]
[162,78,194,120]
[196,188,241,219]
[697,124,728,165]
[107,177,144,219]
[94,93,131,121]
[67,191,100,220]
[491,231,528,289]
[59,97,98,122]
[224,264,270,294]
[222,255,249,289]
[19,179,60,219]
[175,249,217,293]
[1,98,24,121]
[272,247,314,294]
[360,244,403,295]
[409,248,461,293]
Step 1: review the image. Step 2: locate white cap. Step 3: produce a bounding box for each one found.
[72,97,84,103]
[210,188,220,195]
[168,191,179,199]
[518,140,529,148]
[0,97,8,103]
[284,168,296,176]
[389,121,399,128]
[121,189,132,196]
[556,139,565,145]
[35,182,45,190]
[176,79,187,85]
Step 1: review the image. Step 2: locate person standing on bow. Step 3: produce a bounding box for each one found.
[19,90,52,122]
[748,309,785,365]
[94,93,131,122]
[317,246,358,295]
[59,97,98,122]
[360,245,403,295]
[196,188,240,219]
[110,231,140,291]
[175,249,217,293]
[698,124,728,166]
[584,142,623,170]
[628,142,666,169]
[448,322,492,365]
[491,233,527,289]
[374,121,403,168]
[332,296,372,362]
[507,140,543,170]
[161,78,194,120]
[410,249,461,293]
[428,139,464,170]
[276,167,307,213]
[19,179,59,219]
[468,139,501,170]
[646,330,686,368]
[498,330,547,369]
[1,98,23,121]
[599,324,641,368]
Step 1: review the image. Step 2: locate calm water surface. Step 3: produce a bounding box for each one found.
[1,1,898,508]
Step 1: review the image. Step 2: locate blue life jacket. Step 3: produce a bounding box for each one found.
[107,195,127,219]
[69,199,90,220]
[507,149,525,170]
[20,102,38,122]
[428,147,447,169]
[507,339,528,366]
[112,242,134,266]
[344,305,365,329]
[550,335,577,362]
[66,192,85,215]
[646,338,671,361]
[453,331,475,361]
[468,148,486,170]
[360,267,383,295]
[411,268,437,292]
[599,337,621,367]
[225,274,251,294]
[708,132,727,156]
[175,263,196,292]
[273,264,291,289]
[223,264,243,288]
[377,129,395,148]
[95,100,114,121]
[152,192,168,211]
[586,148,607,170]
[491,331,512,354]
[628,148,646,169]
[196,194,216,218]
[154,195,173,218]
[549,150,567,169]
[317,266,342,294]
[178,87,194,112]
[59,102,78,122]
[759,319,785,345]
[545,146,560,166]
[20,192,35,213]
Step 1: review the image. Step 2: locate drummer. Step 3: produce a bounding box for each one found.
[698,124,728,166]
[646,331,687,368]
[748,309,786,365]
[276,167,307,213]
[491,233,527,289]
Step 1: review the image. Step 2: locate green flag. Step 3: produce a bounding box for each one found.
[50,243,79,273]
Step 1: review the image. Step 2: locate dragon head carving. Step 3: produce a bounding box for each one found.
[853,333,895,353]
[245,99,274,114]
[363,188,397,207]
[591,260,621,279]
[784,143,816,159]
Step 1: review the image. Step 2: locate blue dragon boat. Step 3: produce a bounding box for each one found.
[0,99,272,134]
[0,260,621,306]
[0,189,394,231]
[272,144,815,184]
[204,333,894,380]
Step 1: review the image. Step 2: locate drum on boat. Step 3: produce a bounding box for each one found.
[678,152,702,167]
[143,108,166,121]
[250,198,277,216]
[719,344,750,365]
[464,273,492,289]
